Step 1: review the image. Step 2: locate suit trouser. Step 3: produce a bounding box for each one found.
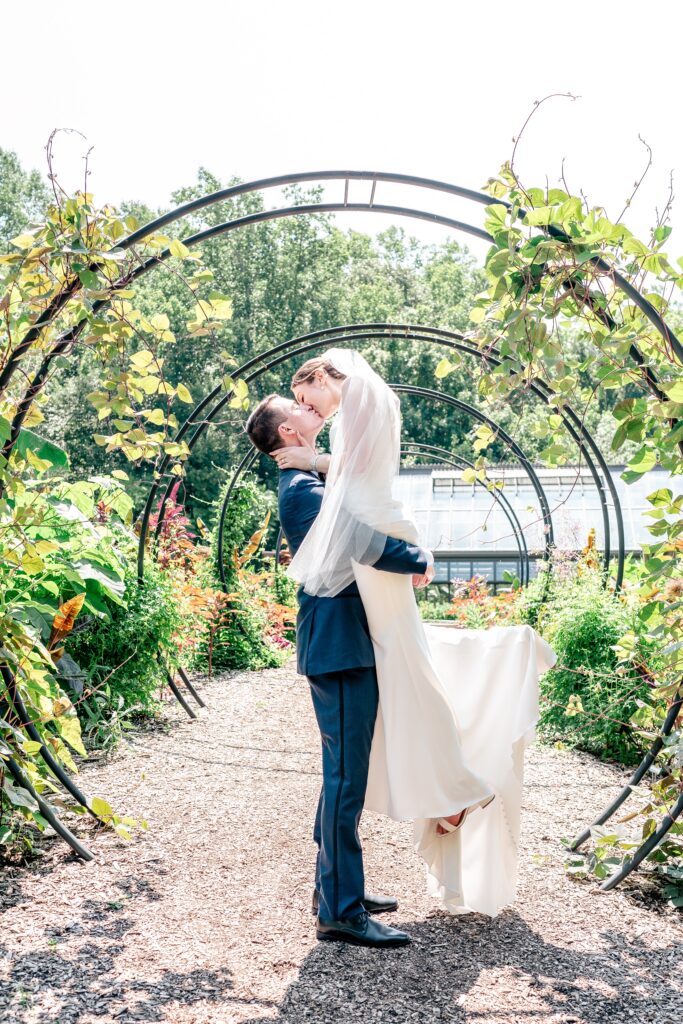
[307,666,379,921]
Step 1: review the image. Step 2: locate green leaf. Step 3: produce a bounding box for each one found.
[233,378,248,400]
[625,446,657,477]
[78,269,100,289]
[646,488,673,508]
[10,232,38,249]
[21,740,44,756]
[611,422,628,451]
[523,205,554,226]
[57,714,87,757]
[149,313,170,332]
[484,204,509,240]
[663,380,683,403]
[654,225,672,243]
[2,778,39,812]
[73,561,126,599]
[209,297,233,320]
[143,407,166,425]
[91,796,114,818]
[15,429,69,469]
[169,238,190,259]
[130,350,155,369]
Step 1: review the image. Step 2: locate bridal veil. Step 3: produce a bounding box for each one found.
[286,348,420,597]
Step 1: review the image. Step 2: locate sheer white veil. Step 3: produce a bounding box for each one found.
[286,348,420,597]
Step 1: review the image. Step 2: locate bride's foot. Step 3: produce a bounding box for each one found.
[436,810,466,835]
[435,794,496,836]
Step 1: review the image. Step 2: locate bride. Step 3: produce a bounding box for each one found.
[275,348,556,917]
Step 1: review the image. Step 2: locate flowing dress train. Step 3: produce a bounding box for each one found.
[287,347,557,917]
[354,553,556,917]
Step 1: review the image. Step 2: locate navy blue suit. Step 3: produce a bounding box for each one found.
[278,467,429,921]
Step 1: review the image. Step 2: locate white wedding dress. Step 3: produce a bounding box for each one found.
[288,349,557,918]
[355,560,556,917]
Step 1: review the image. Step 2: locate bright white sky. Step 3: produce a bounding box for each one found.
[3,1,682,263]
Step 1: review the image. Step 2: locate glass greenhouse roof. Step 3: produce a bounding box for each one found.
[393,464,683,556]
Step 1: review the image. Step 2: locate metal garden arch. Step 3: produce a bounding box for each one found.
[1,170,681,887]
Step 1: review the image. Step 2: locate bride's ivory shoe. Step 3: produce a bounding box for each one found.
[436,793,496,836]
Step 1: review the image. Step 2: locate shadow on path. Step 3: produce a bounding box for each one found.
[240,909,682,1024]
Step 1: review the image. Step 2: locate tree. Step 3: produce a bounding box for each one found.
[0,148,50,248]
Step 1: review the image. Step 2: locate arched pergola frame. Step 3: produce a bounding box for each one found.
[1,170,681,887]
[142,324,622,588]
[214,413,535,595]
[273,441,533,587]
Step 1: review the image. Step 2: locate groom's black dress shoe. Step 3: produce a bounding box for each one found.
[316,910,411,948]
[311,889,398,916]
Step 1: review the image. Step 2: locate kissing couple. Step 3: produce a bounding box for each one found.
[246,348,556,949]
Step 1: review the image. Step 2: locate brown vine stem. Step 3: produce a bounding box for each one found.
[651,168,676,251]
[510,93,580,205]
[615,134,653,226]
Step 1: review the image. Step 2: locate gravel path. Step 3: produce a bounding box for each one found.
[1,659,681,1024]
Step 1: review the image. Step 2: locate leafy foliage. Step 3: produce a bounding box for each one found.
[65,555,181,747]
[436,158,683,890]
[0,175,224,851]
[516,550,658,764]
[0,148,50,249]
[191,475,294,671]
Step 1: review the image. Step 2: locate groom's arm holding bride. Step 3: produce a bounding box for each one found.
[275,435,434,588]
[282,470,434,581]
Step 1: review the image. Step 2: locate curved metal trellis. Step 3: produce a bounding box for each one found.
[570,693,683,854]
[0,169,680,882]
[0,678,95,861]
[144,324,619,586]
[140,320,619,736]
[400,441,532,587]
[0,663,107,827]
[215,439,532,592]
[3,752,94,861]
[216,447,260,592]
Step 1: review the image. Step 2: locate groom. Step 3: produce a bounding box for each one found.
[246,394,434,948]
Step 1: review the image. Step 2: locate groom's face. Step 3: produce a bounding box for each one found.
[272,395,323,445]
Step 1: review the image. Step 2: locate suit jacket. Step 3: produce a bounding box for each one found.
[278,467,429,676]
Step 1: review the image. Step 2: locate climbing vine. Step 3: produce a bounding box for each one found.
[435,156,683,885]
[0,185,242,848]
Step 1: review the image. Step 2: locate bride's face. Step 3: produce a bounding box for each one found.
[292,371,341,419]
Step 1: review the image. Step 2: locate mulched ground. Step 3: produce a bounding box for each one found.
[1,658,681,1024]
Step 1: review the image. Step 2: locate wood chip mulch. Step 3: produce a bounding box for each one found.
[1,658,681,1024]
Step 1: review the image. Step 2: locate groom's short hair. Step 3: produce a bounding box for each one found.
[245,394,287,454]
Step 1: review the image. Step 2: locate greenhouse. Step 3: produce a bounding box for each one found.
[395,463,683,594]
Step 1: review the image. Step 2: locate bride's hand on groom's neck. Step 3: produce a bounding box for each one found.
[272,436,330,474]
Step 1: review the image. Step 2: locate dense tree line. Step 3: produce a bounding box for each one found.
[1,150,643,522]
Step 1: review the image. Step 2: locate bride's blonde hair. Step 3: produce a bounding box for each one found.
[291,357,347,389]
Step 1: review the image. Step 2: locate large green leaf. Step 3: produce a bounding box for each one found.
[15,429,69,469]
[73,562,126,602]
[2,778,39,813]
